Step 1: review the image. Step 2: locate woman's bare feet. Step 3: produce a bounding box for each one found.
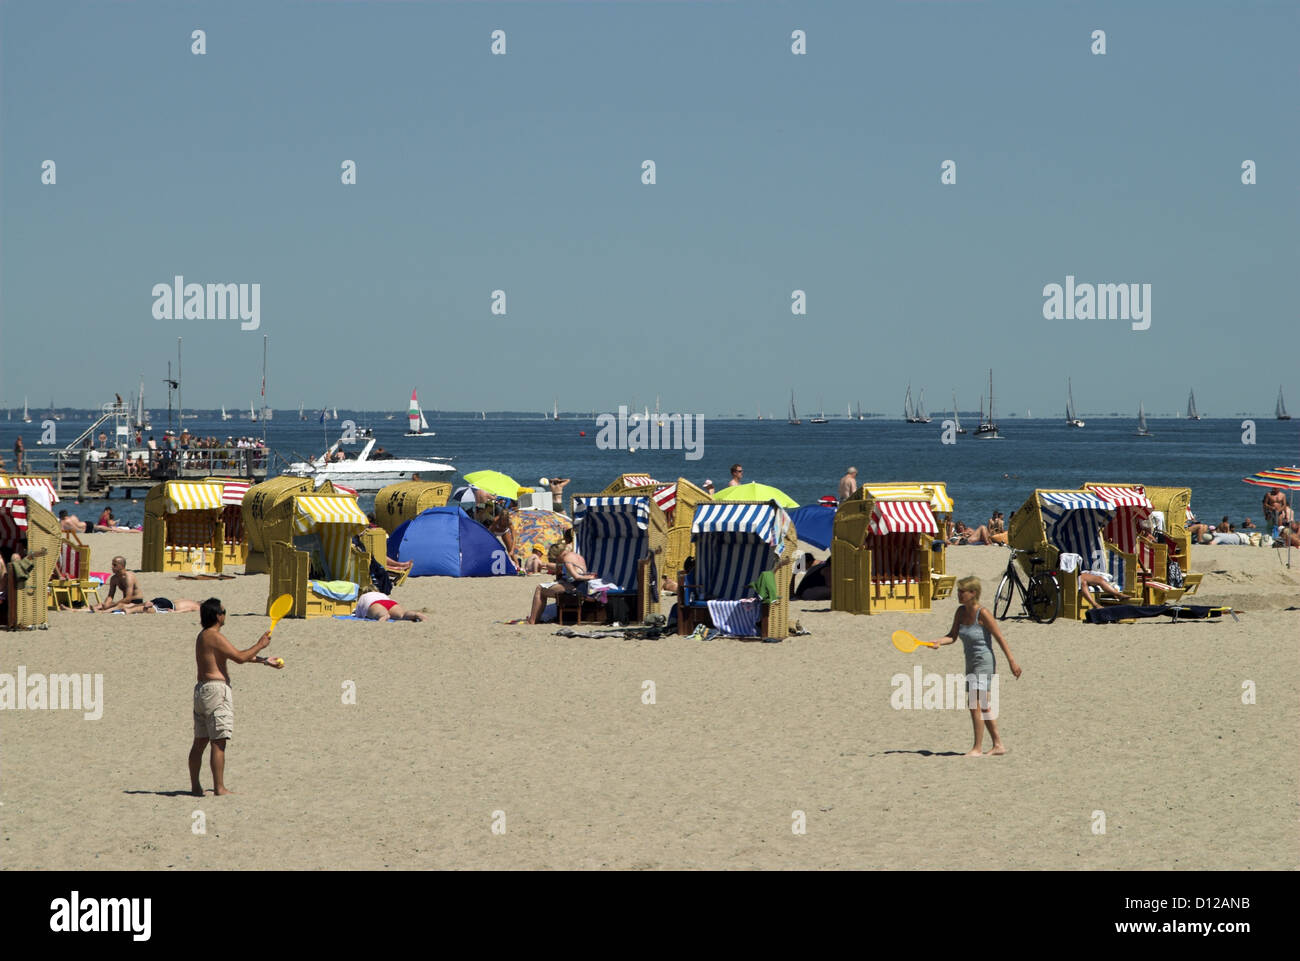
[985,745,1007,756]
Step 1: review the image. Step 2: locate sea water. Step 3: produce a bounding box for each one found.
[2,415,1296,532]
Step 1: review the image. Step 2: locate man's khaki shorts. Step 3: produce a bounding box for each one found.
[193,681,233,741]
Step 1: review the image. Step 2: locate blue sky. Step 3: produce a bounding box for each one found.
[2,0,1296,418]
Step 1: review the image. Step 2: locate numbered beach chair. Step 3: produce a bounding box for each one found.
[1,491,60,629]
[831,490,940,614]
[1008,489,1119,621]
[373,481,453,534]
[267,492,371,618]
[678,500,797,637]
[142,481,226,573]
[568,494,668,625]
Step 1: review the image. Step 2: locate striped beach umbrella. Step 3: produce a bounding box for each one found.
[1241,466,1300,491]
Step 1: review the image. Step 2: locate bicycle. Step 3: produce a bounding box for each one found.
[993,548,1062,624]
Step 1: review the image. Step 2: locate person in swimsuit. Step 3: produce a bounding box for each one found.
[354,591,428,622]
[930,575,1022,757]
[525,544,597,623]
[90,556,148,612]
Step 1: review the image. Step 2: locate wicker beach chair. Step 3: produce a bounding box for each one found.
[831,489,940,615]
[1123,485,1204,597]
[1008,489,1122,621]
[599,474,710,586]
[373,481,453,534]
[677,500,797,637]
[241,477,335,574]
[1,493,60,629]
[567,494,668,625]
[354,527,410,590]
[266,492,371,618]
[142,481,226,573]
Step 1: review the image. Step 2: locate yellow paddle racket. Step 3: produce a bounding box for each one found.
[891,629,937,653]
[268,594,293,635]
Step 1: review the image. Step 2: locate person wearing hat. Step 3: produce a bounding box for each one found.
[702,479,715,495]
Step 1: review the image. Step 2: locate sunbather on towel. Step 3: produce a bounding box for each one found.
[354,590,428,622]
[525,544,597,623]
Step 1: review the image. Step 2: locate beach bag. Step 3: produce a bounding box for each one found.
[1166,560,1184,589]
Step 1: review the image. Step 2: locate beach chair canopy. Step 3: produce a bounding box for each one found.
[0,476,58,511]
[293,495,369,533]
[203,479,252,506]
[1084,484,1156,576]
[1038,491,1117,567]
[868,498,939,535]
[163,482,225,513]
[690,501,790,600]
[861,484,953,515]
[573,496,657,591]
[600,473,681,516]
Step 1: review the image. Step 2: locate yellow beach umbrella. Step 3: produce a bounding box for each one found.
[463,470,522,501]
[712,482,798,508]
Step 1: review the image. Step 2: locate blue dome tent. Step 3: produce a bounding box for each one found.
[387,506,518,577]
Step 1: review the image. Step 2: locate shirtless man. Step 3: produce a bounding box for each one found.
[59,510,93,535]
[545,477,571,513]
[189,598,280,795]
[1262,489,1293,530]
[838,467,858,502]
[91,556,147,612]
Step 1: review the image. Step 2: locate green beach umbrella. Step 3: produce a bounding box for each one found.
[712,482,798,508]
[463,470,522,501]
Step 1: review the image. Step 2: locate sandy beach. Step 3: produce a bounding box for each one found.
[3,532,1297,870]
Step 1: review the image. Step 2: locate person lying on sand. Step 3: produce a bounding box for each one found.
[951,522,995,546]
[95,508,133,533]
[354,590,428,622]
[90,556,145,612]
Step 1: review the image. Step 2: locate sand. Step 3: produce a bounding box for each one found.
[3,533,1297,870]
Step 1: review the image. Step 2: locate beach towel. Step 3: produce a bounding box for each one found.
[310,580,358,601]
[1085,604,1232,625]
[333,614,399,622]
[1056,553,1084,573]
[749,570,778,604]
[706,597,761,636]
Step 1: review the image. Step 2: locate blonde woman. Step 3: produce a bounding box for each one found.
[930,576,1022,756]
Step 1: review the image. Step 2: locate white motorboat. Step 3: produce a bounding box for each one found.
[283,427,454,492]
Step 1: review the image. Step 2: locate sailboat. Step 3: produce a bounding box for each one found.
[856,401,864,421]
[952,391,966,434]
[788,390,801,425]
[655,396,664,428]
[810,397,828,424]
[1066,378,1085,428]
[1186,389,1202,421]
[249,402,257,423]
[1277,386,1292,421]
[220,405,232,421]
[332,407,339,420]
[904,385,931,423]
[975,370,1000,438]
[405,389,434,436]
[553,397,560,421]
[756,402,763,421]
[1135,402,1153,437]
[22,397,31,423]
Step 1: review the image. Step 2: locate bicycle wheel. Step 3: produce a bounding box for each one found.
[1027,573,1062,625]
[993,573,1014,620]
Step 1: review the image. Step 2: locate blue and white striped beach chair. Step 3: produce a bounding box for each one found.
[568,495,668,624]
[1010,490,1119,620]
[678,501,797,638]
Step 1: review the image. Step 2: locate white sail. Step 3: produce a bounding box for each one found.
[1186,389,1200,420]
[952,392,962,431]
[1277,386,1290,420]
